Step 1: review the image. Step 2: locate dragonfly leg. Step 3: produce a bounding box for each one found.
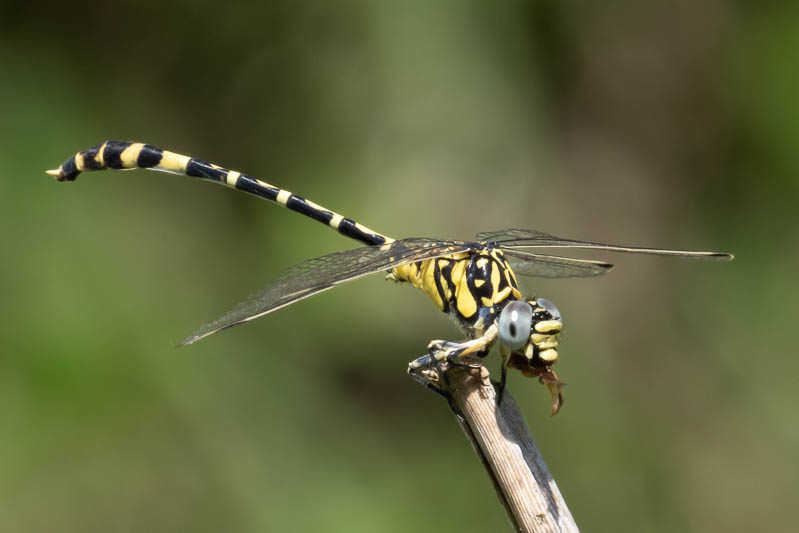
[407,352,466,420]
[407,324,499,397]
[496,345,510,407]
[407,347,458,394]
[426,340,482,369]
[425,323,499,368]
[497,364,508,407]
[407,360,449,398]
[407,345,472,398]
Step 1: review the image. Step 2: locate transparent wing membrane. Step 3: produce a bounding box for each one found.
[181,228,732,345]
[503,250,614,278]
[478,229,733,260]
[181,238,476,345]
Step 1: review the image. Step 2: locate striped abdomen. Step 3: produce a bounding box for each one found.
[47,141,392,247]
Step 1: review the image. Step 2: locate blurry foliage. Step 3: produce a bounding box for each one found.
[1,1,797,532]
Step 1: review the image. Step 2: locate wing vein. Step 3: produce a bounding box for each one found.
[181,238,478,345]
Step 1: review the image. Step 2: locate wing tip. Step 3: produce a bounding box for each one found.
[178,330,213,347]
[177,328,220,348]
[691,251,734,261]
[177,338,195,348]
[178,320,247,347]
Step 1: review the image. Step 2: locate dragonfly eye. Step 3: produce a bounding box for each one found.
[535,297,561,321]
[498,301,533,350]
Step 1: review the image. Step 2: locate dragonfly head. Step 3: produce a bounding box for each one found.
[498,297,562,367]
[499,297,565,415]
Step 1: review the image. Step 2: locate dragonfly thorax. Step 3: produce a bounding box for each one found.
[391,248,524,332]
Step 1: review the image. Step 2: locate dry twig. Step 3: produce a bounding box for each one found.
[418,364,579,533]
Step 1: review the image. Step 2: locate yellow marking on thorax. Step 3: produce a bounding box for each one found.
[438,260,454,301]
[495,251,523,301]
[422,259,440,307]
[451,255,477,317]
[392,252,469,311]
[456,277,478,318]
[490,260,501,293]
[494,285,514,303]
[458,251,521,317]
[120,143,144,168]
[450,259,466,287]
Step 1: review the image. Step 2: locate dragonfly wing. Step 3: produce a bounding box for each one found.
[479,228,733,260]
[504,250,614,278]
[476,229,556,243]
[181,238,476,345]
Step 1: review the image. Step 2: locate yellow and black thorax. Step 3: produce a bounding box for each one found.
[389,248,523,336]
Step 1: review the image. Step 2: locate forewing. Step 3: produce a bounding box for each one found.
[479,228,733,260]
[504,250,614,278]
[181,238,475,345]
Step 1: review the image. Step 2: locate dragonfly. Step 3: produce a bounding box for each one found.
[48,141,733,414]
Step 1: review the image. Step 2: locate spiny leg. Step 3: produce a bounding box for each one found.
[407,324,498,396]
[497,345,510,407]
[426,340,484,370]
[406,357,466,421]
[498,364,508,407]
[425,322,498,369]
[407,351,460,400]
[407,353,448,397]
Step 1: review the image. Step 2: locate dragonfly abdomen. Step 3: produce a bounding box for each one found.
[48,141,392,247]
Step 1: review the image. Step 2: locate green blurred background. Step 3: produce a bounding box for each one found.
[2,1,797,531]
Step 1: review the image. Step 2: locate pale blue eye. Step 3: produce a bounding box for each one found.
[536,297,561,321]
[498,301,533,350]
